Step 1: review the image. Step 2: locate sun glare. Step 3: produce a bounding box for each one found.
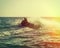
[39,17,60,36]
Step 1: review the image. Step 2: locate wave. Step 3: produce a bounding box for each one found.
[0,17,24,28]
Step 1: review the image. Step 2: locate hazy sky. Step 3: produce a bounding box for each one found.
[0,0,60,17]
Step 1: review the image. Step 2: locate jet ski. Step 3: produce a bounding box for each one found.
[18,18,41,29]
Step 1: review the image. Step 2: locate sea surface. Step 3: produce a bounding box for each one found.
[0,17,60,48]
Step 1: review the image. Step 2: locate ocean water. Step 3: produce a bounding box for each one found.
[0,17,60,48]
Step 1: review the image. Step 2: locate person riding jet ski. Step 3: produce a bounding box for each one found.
[19,17,41,29]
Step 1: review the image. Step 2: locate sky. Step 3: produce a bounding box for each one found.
[0,0,60,17]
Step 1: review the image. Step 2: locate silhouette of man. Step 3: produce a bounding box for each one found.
[21,18,29,26]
